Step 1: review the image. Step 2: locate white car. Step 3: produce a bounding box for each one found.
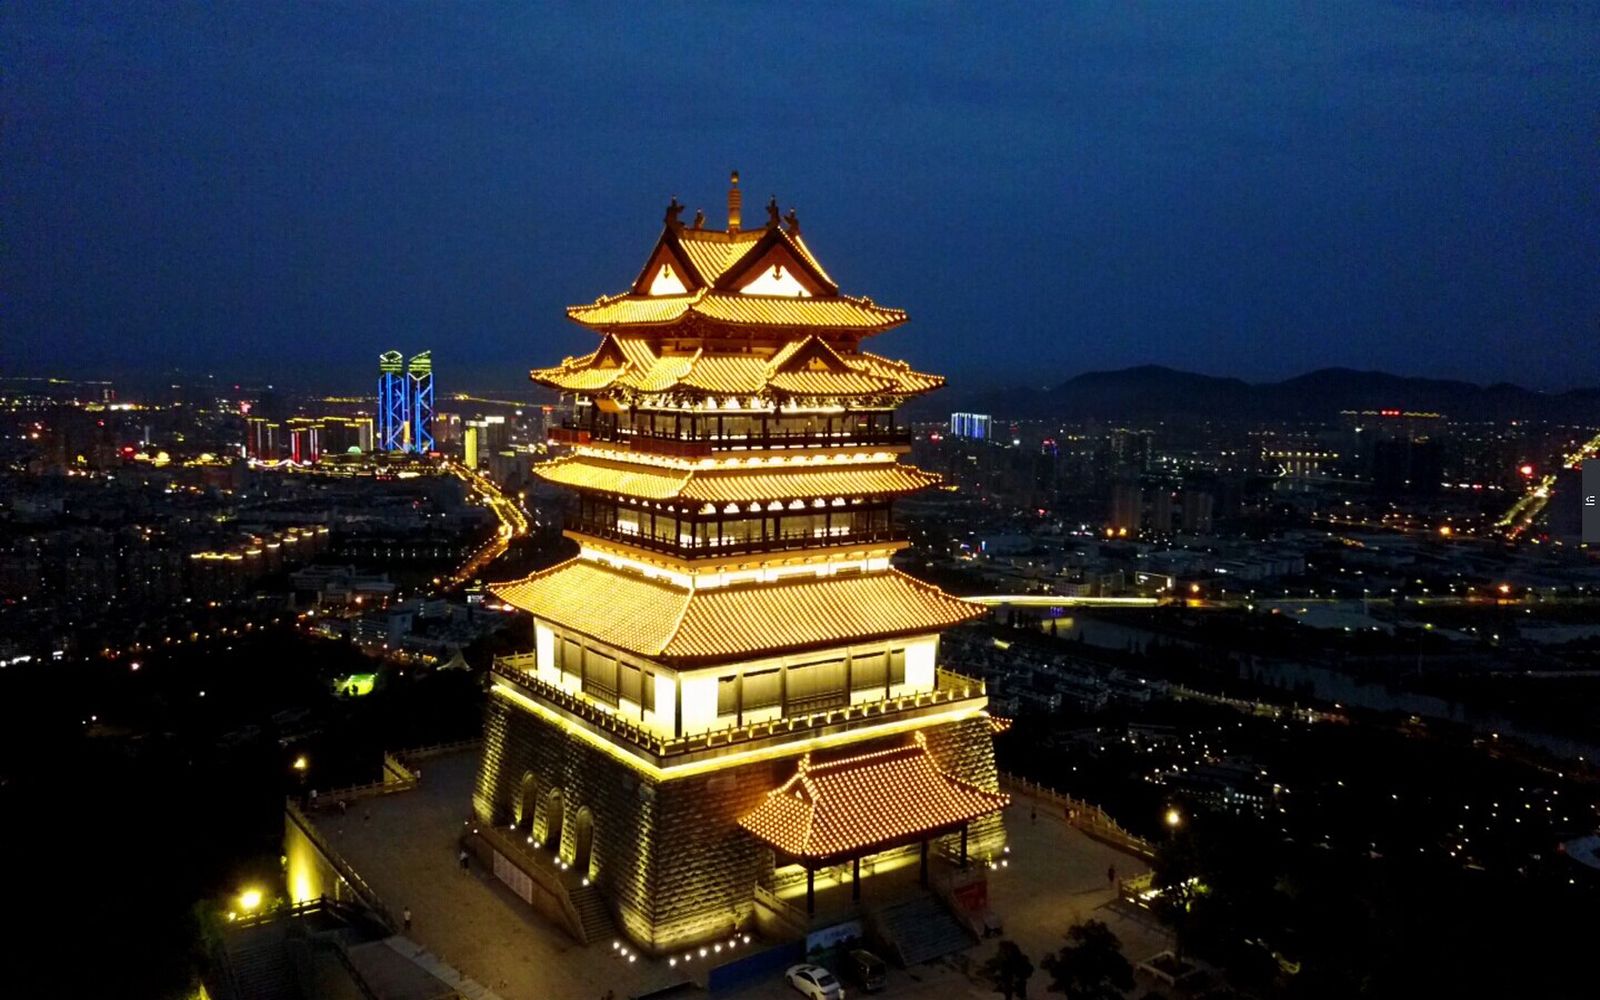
[786,962,846,1000]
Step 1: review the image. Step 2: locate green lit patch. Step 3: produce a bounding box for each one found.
[334,673,377,696]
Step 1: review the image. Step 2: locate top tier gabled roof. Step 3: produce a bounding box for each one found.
[566,190,907,334]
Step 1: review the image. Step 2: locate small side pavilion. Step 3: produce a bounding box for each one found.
[739,736,1009,914]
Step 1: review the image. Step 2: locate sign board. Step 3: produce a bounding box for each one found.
[806,918,864,954]
[952,877,990,914]
[493,850,534,904]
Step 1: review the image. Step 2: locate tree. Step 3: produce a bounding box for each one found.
[980,939,1036,999]
[1041,920,1134,999]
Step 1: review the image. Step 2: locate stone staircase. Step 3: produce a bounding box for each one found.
[568,882,617,945]
[223,934,302,1000]
[873,894,976,967]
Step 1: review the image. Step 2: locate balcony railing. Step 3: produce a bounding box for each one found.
[567,523,902,558]
[490,656,986,765]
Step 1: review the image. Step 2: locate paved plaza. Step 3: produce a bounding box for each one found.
[314,749,1170,1000]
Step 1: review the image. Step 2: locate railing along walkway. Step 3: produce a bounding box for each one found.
[492,656,986,760]
[998,772,1156,860]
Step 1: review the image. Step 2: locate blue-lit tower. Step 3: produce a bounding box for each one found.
[408,350,434,454]
[378,350,408,452]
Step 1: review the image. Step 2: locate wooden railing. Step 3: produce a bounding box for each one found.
[567,522,902,559]
[491,657,987,762]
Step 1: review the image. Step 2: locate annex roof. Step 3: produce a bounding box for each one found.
[739,740,1009,860]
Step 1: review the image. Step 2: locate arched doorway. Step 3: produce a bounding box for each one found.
[571,806,595,876]
[517,772,539,833]
[542,787,565,853]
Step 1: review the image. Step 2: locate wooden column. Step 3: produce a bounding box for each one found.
[960,824,969,869]
[852,857,861,902]
[919,839,929,886]
[806,865,816,915]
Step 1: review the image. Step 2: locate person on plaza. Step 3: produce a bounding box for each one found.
[1106,865,1117,888]
[403,906,412,932]
[459,848,470,872]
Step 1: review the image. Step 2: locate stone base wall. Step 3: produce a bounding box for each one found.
[474,696,1006,954]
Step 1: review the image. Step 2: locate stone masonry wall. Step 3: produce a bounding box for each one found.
[474,695,1007,954]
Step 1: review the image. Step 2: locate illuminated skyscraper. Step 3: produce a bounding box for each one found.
[475,176,1005,955]
[378,350,408,452]
[408,350,435,454]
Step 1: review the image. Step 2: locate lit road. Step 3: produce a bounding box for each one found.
[443,460,530,588]
[967,594,1160,608]
[1497,430,1600,541]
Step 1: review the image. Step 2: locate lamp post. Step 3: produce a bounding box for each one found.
[1165,806,1182,840]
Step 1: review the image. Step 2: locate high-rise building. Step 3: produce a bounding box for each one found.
[408,350,435,454]
[950,412,991,440]
[476,177,1006,955]
[463,423,480,470]
[378,350,408,452]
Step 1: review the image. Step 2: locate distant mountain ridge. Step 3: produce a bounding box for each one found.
[925,365,1600,423]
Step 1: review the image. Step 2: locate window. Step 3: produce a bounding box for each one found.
[852,652,887,693]
[619,662,642,704]
[744,669,781,710]
[584,651,617,705]
[617,509,641,536]
[890,648,907,686]
[718,675,739,716]
[641,668,655,712]
[561,638,582,679]
[786,659,847,713]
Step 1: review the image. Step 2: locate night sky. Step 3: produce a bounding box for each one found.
[4,3,1597,391]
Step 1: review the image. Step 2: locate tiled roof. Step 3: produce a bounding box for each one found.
[566,290,906,331]
[739,741,1009,859]
[534,455,941,503]
[677,231,763,283]
[490,562,983,663]
[529,336,940,398]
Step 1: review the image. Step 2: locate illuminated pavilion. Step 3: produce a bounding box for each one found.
[474,173,1006,955]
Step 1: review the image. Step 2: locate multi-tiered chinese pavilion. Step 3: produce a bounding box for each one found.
[474,173,1006,955]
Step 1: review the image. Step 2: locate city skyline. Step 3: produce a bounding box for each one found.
[4,4,1599,389]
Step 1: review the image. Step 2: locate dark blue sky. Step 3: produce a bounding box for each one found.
[4,3,1597,391]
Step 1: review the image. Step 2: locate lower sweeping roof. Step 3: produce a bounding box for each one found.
[490,559,983,666]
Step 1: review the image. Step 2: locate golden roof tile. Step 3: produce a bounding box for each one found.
[769,370,898,396]
[490,562,984,663]
[535,456,690,499]
[533,455,941,503]
[675,355,771,395]
[566,291,906,331]
[676,231,763,282]
[739,742,1009,859]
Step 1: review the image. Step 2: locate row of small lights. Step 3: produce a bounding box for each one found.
[660,932,753,968]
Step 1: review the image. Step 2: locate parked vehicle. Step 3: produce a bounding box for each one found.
[844,949,886,992]
[786,962,846,1000]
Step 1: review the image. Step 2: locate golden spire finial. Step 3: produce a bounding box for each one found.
[728,170,742,233]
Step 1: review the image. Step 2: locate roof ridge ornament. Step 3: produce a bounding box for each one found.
[785,207,800,235]
[766,195,781,229]
[728,170,742,233]
[664,196,685,233]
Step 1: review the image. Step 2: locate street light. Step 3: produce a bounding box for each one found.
[1165,807,1182,830]
[292,755,308,772]
[238,888,263,913]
